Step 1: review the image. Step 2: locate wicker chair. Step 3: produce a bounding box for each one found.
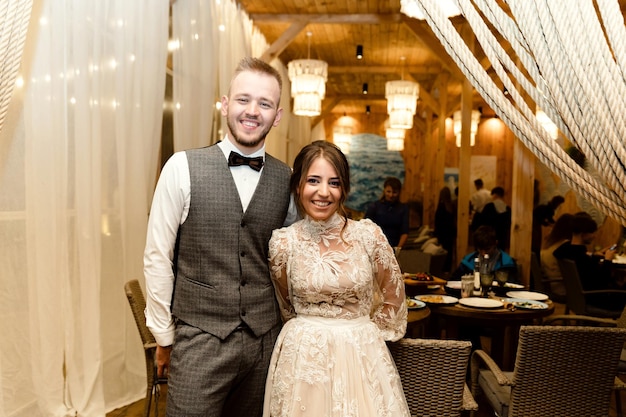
[388,338,478,417]
[470,325,626,417]
[544,308,626,417]
[124,279,168,417]
[558,258,626,318]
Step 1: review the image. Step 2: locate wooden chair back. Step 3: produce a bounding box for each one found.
[124,279,167,417]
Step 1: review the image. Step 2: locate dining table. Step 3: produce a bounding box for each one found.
[611,254,626,288]
[426,294,555,371]
[406,306,431,338]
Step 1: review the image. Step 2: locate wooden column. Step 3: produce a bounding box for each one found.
[510,133,535,286]
[456,24,474,259]
[423,75,448,229]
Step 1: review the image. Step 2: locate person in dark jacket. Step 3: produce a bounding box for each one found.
[434,186,457,272]
[553,211,624,311]
[532,195,565,254]
[480,186,512,251]
[364,176,409,249]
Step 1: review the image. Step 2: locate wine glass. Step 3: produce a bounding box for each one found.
[480,272,494,297]
[495,270,509,290]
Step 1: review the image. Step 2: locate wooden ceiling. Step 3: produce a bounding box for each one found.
[236,0,498,120]
[236,0,626,123]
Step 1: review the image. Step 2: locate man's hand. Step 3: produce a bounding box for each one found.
[156,344,173,378]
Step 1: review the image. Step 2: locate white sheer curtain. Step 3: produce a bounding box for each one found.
[0,0,169,415]
[171,0,306,164]
[171,0,250,152]
[170,0,219,151]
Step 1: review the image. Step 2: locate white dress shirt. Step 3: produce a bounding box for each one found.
[143,136,298,346]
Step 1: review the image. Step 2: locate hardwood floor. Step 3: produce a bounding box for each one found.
[107,387,167,417]
[107,389,625,417]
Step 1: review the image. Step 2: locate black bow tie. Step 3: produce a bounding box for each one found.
[227,151,264,171]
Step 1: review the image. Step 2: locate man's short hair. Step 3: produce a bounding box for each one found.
[474,179,484,188]
[572,211,597,234]
[491,186,505,197]
[473,225,497,250]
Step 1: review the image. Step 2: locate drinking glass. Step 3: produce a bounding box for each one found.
[480,272,494,297]
[461,274,475,298]
[495,270,509,289]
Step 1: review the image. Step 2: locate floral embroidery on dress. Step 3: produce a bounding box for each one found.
[263,213,410,417]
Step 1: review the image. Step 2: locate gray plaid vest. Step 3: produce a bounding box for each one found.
[171,144,291,339]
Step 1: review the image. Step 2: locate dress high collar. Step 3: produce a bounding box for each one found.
[302,213,345,236]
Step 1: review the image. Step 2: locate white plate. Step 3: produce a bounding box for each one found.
[407,299,427,309]
[492,282,524,289]
[416,295,459,305]
[459,297,503,309]
[506,290,549,301]
[446,281,462,289]
[503,298,549,310]
[613,254,626,264]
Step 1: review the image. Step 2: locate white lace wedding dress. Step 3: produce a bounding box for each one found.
[262,213,410,417]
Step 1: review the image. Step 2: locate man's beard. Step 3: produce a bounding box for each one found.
[227,117,272,149]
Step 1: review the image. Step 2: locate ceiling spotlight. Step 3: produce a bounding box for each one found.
[356,44,363,59]
[366,105,371,115]
[362,83,368,94]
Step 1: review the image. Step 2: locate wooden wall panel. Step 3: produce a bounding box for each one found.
[323,110,620,258]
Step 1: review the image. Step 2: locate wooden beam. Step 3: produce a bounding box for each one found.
[248,13,404,24]
[510,139,535,286]
[324,94,386,101]
[402,17,464,81]
[328,65,443,75]
[260,21,308,63]
[311,98,342,127]
[456,23,474,262]
[417,86,439,116]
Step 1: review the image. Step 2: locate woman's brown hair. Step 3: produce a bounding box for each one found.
[290,140,350,223]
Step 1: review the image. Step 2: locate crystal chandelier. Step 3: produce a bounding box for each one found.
[386,80,419,129]
[453,110,481,147]
[385,119,405,151]
[287,32,328,117]
[333,125,352,155]
[400,0,461,20]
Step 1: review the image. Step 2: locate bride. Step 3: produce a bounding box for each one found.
[263,140,410,417]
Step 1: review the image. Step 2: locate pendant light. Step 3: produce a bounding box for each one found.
[287,32,328,117]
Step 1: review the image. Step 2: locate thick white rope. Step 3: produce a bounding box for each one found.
[416,0,626,225]
[510,0,626,202]
[0,0,33,134]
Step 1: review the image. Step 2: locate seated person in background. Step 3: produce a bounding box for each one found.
[539,213,574,298]
[553,211,623,311]
[450,225,518,282]
[450,225,517,350]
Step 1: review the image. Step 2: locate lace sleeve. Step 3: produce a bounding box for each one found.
[370,224,408,341]
[268,227,296,322]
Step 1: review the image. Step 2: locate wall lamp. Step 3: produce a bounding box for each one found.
[356,45,363,59]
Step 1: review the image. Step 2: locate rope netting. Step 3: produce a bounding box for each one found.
[0,0,33,134]
[417,0,626,226]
